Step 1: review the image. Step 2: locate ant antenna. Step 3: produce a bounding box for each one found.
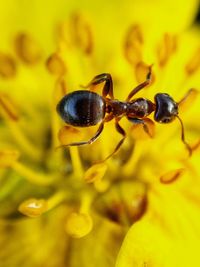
[176,115,193,156]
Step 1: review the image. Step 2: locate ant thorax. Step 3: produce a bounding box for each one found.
[127,98,155,118]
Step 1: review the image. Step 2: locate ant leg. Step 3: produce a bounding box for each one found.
[127,117,154,138]
[56,122,104,148]
[81,73,114,99]
[97,120,126,163]
[178,88,198,106]
[126,65,152,101]
[176,115,193,156]
[56,114,114,149]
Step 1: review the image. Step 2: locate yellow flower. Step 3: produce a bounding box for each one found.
[0,1,200,267]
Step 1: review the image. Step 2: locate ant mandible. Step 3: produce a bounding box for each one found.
[56,66,194,162]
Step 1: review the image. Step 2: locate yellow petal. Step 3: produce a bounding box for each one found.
[116,182,200,266]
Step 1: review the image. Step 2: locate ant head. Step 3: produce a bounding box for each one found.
[154,93,178,123]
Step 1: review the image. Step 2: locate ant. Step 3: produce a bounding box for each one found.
[56,65,194,162]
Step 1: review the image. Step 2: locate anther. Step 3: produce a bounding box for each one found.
[124,24,143,66]
[58,126,82,145]
[46,53,66,76]
[135,61,155,84]
[54,78,67,100]
[84,163,107,183]
[14,33,42,64]
[185,47,200,76]
[70,13,93,55]
[0,93,19,121]
[56,21,72,48]
[191,139,200,152]
[65,212,93,238]
[160,168,185,184]
[157,33,177,67]
[0,53,17,78]
[18,198,48,218]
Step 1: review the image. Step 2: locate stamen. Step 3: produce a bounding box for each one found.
[124,24,143,66]
[18,191,66,218]
[135,61,155,84]
[56,21,72,48]
[0,93,19,121]
[69,147,84,179]
[130,193,147,222]
[185,47,200,76]
[46,53,66,76]
[57,125,84,178]
[66,193,93,238]
[70,13,93,55]
[14,33,42,64]
[0,52,17,78]
[46,191,66,210]
[84,163,107,183]
[0,149,20,167]
[55,77,68,96]
[123,142,143,176]
[0,93,42,159]
[157,33,177,67]
[58,126,82,145]
[160,168,185,184]
[191,139,200,152]
[1,119,42,160]
[80,192,92,214]
[94,181,147,226]
[94,178,110,193]
[65,212,93,238]
[51,78,67,148]
[18,198,48,218]
[11,161,57,185]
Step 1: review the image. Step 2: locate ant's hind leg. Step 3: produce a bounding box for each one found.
[81,73,114,99]
[56,114,114,150]
[126,65,152,101]
[56,122,104,149]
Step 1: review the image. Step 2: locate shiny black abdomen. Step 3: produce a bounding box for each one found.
[56,90,106,127]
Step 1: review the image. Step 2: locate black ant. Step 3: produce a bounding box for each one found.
[56,66,194,161]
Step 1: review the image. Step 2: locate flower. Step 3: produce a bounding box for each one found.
[0,1,200,267]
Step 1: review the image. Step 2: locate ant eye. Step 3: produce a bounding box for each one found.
[161,117,173,123]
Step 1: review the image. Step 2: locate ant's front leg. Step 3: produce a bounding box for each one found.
[126,65,152,101]
[81,73,114,99]
[127,117,155,138]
